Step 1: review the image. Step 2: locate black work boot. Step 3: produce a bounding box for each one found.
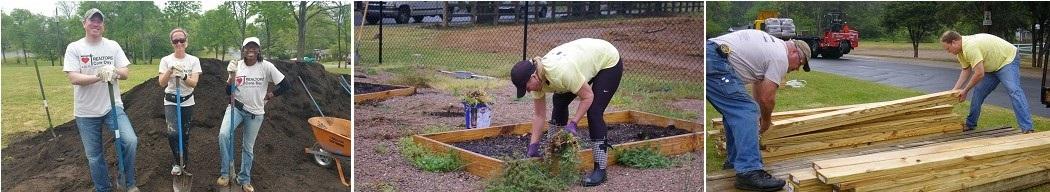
[583,140,610,187]
[735,169,785,192]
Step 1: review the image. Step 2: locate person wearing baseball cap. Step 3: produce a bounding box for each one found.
[216,37,292,192]
[510,38,622,187]
[706,29,810,191]
[939,30,1032,133]
[63,8,141,192]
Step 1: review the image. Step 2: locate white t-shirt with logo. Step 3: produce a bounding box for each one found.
[231,60,285,115]
[158,54,203,106]
[62,37,132,117]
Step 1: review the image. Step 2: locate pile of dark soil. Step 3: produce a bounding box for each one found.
[452,124,692,159]
[1,58,351,191]
[355,82,406,94]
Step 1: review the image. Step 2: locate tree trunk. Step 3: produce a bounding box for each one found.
[297,1,308,62]
[22,42,28,65]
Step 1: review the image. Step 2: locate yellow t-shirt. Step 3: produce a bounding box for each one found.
[531,38,620,99]
[957,34,1017,72]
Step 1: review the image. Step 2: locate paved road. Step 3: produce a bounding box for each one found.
[810,54,1049,118]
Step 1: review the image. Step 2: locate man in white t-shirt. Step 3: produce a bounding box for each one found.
[706,29,811,191]
[158,28,202,176]
[62,8,140,192]
[215,37,291,192]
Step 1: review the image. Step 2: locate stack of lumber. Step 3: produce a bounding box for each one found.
[710,90,963,162]
[788,131,1050,192]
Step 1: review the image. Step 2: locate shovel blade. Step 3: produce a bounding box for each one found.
[173,173,193,192]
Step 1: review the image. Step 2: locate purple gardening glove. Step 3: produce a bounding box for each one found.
[565,121,579,136]
[527,143,541,157]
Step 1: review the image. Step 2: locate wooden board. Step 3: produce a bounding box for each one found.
[812,130,1050,170]
[762,90,959,139]
[414,110,702,178]
[710,102,878,128]
[762,121,961,158]
[844,149,1050,191]
[354,85,416,103]
[763,109,955,147]
[816,131,1050,184]
[706,127,1019,192]
[711,105,956,157]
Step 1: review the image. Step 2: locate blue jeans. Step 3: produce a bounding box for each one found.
[218,105,265,184]
[705,40,764,173]
[75,107,138,192]
[967,52,1034,131]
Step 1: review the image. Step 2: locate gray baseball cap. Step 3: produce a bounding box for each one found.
[83,8,104,22]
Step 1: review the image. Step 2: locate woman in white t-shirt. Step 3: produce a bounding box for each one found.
[158,28,202,177]
[215,37,291,192]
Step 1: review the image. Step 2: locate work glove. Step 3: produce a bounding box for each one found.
[97,65,116,82]
[226,61,238,73]
[565,121,580,136]
[171,62,189,80]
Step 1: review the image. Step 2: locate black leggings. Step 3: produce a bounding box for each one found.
[164,105,192,166]
[551,59,623,141]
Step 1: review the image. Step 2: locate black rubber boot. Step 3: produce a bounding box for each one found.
[735,169,785,192]
[583,140,609,187]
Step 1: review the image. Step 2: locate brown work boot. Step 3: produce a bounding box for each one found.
[241,183,255,192]
[216,175,230,186]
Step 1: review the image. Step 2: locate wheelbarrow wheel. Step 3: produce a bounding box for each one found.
[314,147,335,168]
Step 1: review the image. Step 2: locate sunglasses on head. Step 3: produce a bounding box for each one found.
[172,39,186,44]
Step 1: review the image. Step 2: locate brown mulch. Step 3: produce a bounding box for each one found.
[2,58,351,191]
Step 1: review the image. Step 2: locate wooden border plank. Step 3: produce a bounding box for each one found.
[413,110,702,178]
[354,85,417,103]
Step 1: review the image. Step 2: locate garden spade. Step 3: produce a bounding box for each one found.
[173,77,192,192]
[106,81,129,191]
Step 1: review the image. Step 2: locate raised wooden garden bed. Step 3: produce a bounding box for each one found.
[412,110,702,178]
[354,82,416,103]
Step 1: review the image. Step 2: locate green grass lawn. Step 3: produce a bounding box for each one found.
[2,59,161,146]
[705,71,1050,174]
[355,24,701,120]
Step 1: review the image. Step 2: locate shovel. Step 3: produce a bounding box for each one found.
[173,77,193,191]
[106,82,130,191]
[219,79,239,192]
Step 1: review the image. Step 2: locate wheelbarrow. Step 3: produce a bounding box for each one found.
[303,117,350,187]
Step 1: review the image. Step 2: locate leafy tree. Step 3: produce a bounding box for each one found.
[883,2,944,58]
[196,7,239,60]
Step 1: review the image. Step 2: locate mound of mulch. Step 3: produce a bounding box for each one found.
[2,58,351,191]
[452,124,692,159]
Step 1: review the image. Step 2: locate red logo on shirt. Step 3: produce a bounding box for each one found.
[80,56,90,64]
[236,76,245,86]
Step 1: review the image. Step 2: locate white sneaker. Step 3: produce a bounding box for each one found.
[171,165,182,175]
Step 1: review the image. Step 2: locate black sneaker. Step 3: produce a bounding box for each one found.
[1023,129,1035,134]
[735,170,785,192]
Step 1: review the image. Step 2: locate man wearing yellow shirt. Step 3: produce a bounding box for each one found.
[940,31,1033,133]
[510,38,622,187]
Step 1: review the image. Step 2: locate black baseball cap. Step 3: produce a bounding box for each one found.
[510,60,536,98]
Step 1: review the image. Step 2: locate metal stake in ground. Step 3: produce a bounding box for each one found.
[33,61,57,139]
[173,77,192,191]
[107,82,129,191]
